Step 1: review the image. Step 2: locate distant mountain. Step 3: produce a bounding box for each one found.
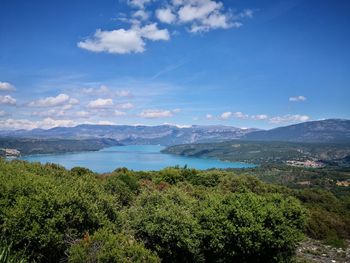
[0,124,258,146]
[244,119,350,143]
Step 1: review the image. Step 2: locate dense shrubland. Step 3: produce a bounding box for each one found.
[0,159,349,262]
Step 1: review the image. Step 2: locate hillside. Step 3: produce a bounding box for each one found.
[0,138,121,156]
[163,140,350,166]
[244,119,350,143]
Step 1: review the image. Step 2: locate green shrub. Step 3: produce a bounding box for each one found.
[128,186,306,263]
[69,228,159,263]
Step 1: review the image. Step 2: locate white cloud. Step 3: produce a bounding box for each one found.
[0,119,38,130]
[128,0,152,8]
[83,85,132,98]
[178,1,222,22]
[78,23,169,55]
[78,28,145,54]
[289,95,307,102]
[139,23,170,41]
[116,102,134,110]
[269,114,310,124]
[114,110,127,116]
[251,114,268,120]
[31,109,66,118]
[220,111,232,120]
[156,8,177,24]
[0,82,16,91]
[139,109,173,118]
[87,98,114,109]
[220,111,249,120]
[0,111,10,117]
[133,9,149,20]
[175,0,242,33]
[0,95,16,105]
[115,90,132,97]
[28,93,78,107]
[0,118,77,130]
[172,108,181,113]
[75,111,91,118]
[205,114,213,119]
[232,111,248,119]
[79,0,251,55]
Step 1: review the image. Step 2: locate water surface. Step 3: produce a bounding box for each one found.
[20,145,255,173]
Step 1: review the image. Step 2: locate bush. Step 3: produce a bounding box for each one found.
[69,228,159,263]
[128,186,306,263]
[0,162,120,262]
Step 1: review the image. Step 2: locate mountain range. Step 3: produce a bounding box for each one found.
[0,119,349,145]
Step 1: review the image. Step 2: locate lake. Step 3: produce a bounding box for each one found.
[20,145,255,173]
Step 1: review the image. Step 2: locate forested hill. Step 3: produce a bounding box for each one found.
[163,140,350,166]
[0,138,121,156]
[244,119,350,143]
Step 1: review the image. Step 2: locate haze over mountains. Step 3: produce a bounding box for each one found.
[0,124,257,146]
[1,119,349,145]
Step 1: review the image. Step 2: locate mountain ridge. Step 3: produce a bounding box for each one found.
[0,119,349,145]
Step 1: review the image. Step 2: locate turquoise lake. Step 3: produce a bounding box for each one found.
[20,145,255,173]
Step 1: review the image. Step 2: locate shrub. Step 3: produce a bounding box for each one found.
[69,228,159,263]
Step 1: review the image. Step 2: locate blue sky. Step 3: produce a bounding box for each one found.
[0,0,349,130]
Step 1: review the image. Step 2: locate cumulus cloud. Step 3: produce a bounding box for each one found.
[87,98,114,109]
[115,90,132,97]
[133,9,149,20]
[155,0,252,33]
[31,109,66,118]
[116,102,134,110]
[269,114,310,124]
[0,118,77,130]
[0,82,16,91]
[78,1,252,55]
[205,113,213,119]
[289,95,307,102]
[220,111,232,120]
[75,111,91,118]
[232,111,249,119]
[0,111,10,117]
[83,85,132,98]
[0,95,16,105]
[156,8,176,24]
[28,94,78,108]
[251,114,268,120]
[220,111,249,120]
[139,109,173,118]
[128,0,152,8]
[114,110,127,116]
[78,23,169,55]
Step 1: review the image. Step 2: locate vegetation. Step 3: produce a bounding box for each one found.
[0,138,121,156]
[163,140,350,166]
[1,157,349,262]
[1,159,330,262]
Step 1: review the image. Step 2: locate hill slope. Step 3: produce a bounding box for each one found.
[244,119,350,143]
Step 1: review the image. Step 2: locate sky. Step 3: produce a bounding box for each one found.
[0,0,349,130]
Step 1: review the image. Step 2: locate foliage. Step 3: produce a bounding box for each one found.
[1,158,348,262]
[69,228,159,263]
[127,185,306,263]
[0,242,26,263]
[163,140,350,166]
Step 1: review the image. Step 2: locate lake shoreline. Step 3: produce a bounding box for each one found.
[18,145,256,173]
